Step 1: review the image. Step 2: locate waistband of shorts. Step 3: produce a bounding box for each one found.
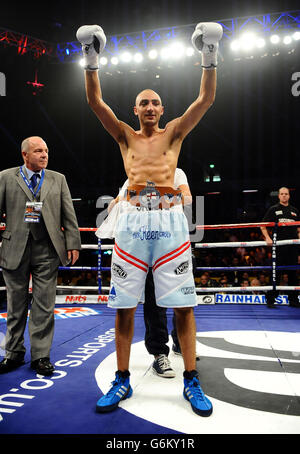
[125,183,182,210]
[118,201,183,213]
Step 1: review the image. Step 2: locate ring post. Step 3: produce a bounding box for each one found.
[272,223,278,292]
[97,238,102,294]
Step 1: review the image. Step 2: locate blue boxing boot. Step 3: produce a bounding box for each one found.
[96,370,132,413]
[183,370,213,417]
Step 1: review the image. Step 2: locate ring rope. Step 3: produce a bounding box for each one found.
[196,221,300,230]
[1,222,299,298]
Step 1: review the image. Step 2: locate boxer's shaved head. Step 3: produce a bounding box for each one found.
[135,89,162,107]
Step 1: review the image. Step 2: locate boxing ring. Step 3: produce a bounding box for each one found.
[0,221,300,435]
[53,220,300,303]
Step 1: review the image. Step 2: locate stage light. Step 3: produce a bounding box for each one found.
[160,47,171,60]
[169,42,185,59]
[121,51,132,63]
[230,40,240,51]
[256,38,265,48]
[186,47,195,56]
[79,58,85,67]
[133,52,143,63]
[270,34,280,44]
[283,35,292,45]
[66,48,70,55]
[111,56,119,65]
[100,57,108,65]
[148,49,158,59]
[293,31,300,41]
[240,33,256,51]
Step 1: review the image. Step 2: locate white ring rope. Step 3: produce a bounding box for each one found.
[1,222,299,296]
[195,239,300,248]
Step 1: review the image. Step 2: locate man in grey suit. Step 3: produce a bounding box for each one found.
[0,136,81,375]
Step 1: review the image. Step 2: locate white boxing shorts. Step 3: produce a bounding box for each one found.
[108,203,197,309]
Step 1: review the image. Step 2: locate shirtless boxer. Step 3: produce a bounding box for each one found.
[77,21,223,416]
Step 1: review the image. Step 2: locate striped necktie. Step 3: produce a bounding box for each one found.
[31,173,39,189]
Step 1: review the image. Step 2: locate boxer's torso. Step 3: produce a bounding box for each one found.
[118,120,183,188]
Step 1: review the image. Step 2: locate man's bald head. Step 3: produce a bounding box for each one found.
[135,89,162,107]
[278,187,290,206]
[21,136,48,172]
[21,136,47,154]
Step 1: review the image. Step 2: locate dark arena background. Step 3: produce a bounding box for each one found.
[0,0,300,441]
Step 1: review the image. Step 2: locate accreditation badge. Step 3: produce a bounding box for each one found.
[24,201,43,223]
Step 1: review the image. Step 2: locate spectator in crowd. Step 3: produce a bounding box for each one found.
[219,275,231,287]
[241,279,250,287]
[250,277,261,295]
[280,273,289,286]
[198,274,211,287]
[258,272,268,286]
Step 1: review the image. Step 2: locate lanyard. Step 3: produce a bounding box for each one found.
[20,166,45,199]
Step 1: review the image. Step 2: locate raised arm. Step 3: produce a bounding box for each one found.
[174,22,223,139]
[77,25,126,143]
[85,71,125,142]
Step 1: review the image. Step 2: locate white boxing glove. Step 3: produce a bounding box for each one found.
[191,22,223,69]
[76,25,106,70]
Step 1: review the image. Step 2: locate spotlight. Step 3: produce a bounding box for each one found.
[148,49,158,60]
[230,40,240,51]
[133,52,143,63]
[186,47,195,56]
[121,51,132,63]
[79,58,85,67]
[240,33,256,51]
[169,42,185,59]
[293,31,300,41]
[283,35,292,45]
[100,57,108,65]
[270,34,280,44]
[160,47,171,60]
[256,38,265,48]
[111,56,119,65]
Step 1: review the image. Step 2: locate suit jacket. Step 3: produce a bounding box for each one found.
[0,166,81,270]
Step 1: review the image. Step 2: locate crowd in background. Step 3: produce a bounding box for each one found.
[1,226,299,302]
[1,227,299,301]
[53,228,300,293]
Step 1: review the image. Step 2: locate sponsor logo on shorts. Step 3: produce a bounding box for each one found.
[112,263,127,279]
[174,261,189,275]
[180,286,195,295]
[132,225,171,240]
[108,285,117,300]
